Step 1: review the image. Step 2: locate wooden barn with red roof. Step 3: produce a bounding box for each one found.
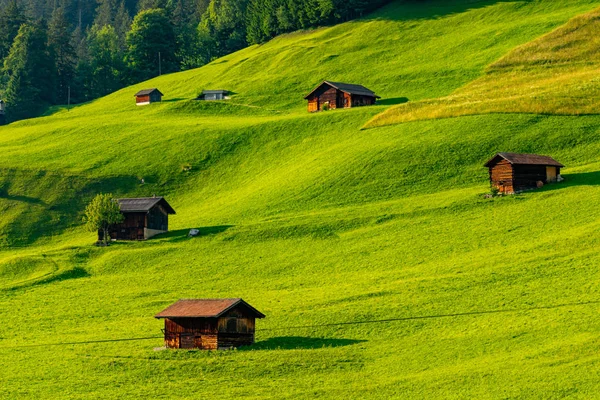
[485,152,564,194]
[155,299,265,350]
[304,81,380,112]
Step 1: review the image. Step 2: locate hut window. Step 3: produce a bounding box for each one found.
[226,318,238,332]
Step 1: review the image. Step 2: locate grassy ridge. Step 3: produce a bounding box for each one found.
[367,5,600,128]
[1,0,600,398]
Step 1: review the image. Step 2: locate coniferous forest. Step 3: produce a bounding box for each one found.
[0,0,392,122]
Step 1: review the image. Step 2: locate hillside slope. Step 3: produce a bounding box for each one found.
[367,5,600,127]
[2,1,600,398]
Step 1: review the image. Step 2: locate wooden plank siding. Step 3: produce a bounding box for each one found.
[305,83,378,112]
[489,159,515,194]
[488,159,562,194]
[161,304,259,350]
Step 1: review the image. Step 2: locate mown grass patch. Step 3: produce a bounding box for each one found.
[367,6,600,128]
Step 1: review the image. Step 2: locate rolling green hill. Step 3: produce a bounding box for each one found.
[367,5,600,128]
[2,0,600,398]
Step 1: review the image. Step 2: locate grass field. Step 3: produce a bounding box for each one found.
[2,0,600,398]
[367,5,600,128]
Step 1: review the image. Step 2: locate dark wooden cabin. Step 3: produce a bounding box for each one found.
[304,81,380,112]
[134,88,163,106]
[485,152,564,194]
[197,90,230,101]
[155,299,266,350]
[100,197,176,241]
[0,100,5,125]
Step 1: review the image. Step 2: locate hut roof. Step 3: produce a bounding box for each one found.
[485,153,564,168]
[134,88,163,97]
[117,197,176,214]
[202,90,229,95]
[155,299,265,319]
[304,81,380,99]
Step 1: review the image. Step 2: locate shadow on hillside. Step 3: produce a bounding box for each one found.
[541,171,600,192]
[7,267,90,292]
[0,172,141,248]
[162,98,187,103]
[156,225,235,242]
[365,0,522,22]
[378,97,409,106]
[0,193,46,205]
[42,101,91,117]
[248,336,366,351]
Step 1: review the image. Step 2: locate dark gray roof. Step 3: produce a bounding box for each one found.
[305,81,380,99]
[202,90,229,95]
[134,88,163,97]
[485,153,564,168]
[117,197,176,214]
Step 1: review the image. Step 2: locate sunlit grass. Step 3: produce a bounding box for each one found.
[2,0,600,398]
[367,6,600,128]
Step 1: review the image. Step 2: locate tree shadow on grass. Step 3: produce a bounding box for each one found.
[377,97,409,106]
[0,193,46,205]
[154,225,235,242]
[367,0,522,22]
[162,98,187,103]
[7,267,90,291]
[248,336,366,351]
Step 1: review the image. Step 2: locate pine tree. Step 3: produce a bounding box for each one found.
[48,7,76,104]
[88,24,124,96]
[113,0,131,49]
[3,22,56,121]
[0,0,27,62]
[94,0,117,27]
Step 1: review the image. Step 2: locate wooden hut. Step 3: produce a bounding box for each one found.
[0,100,5,125]
[134,88,163,106]
[197,90,230,101]
[100,197,176,241]
[485,152,564,194]
[155,299,266,350]
[304,81,380,112]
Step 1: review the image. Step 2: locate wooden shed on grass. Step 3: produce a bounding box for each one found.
[197,90,230,101]
[99,197,176,241]
[485,152,564,194]
[0,100,5,125]
[134,88,163,106]
[155,299,265,350]
[305,81,380,112]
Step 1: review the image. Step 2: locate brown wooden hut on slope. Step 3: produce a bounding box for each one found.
[304,81,380,112]
[0,100,5,125]
[100,197,176,241]
[485,153,564,194]
[155,299,265,350]
[134,88,163,106]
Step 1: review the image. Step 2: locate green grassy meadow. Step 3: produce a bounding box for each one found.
[2,0,600,398]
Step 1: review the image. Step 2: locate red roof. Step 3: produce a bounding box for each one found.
[155,299,265,319]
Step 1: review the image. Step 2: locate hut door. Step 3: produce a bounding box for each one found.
[179,333,195,349]
[546,166,557,183]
